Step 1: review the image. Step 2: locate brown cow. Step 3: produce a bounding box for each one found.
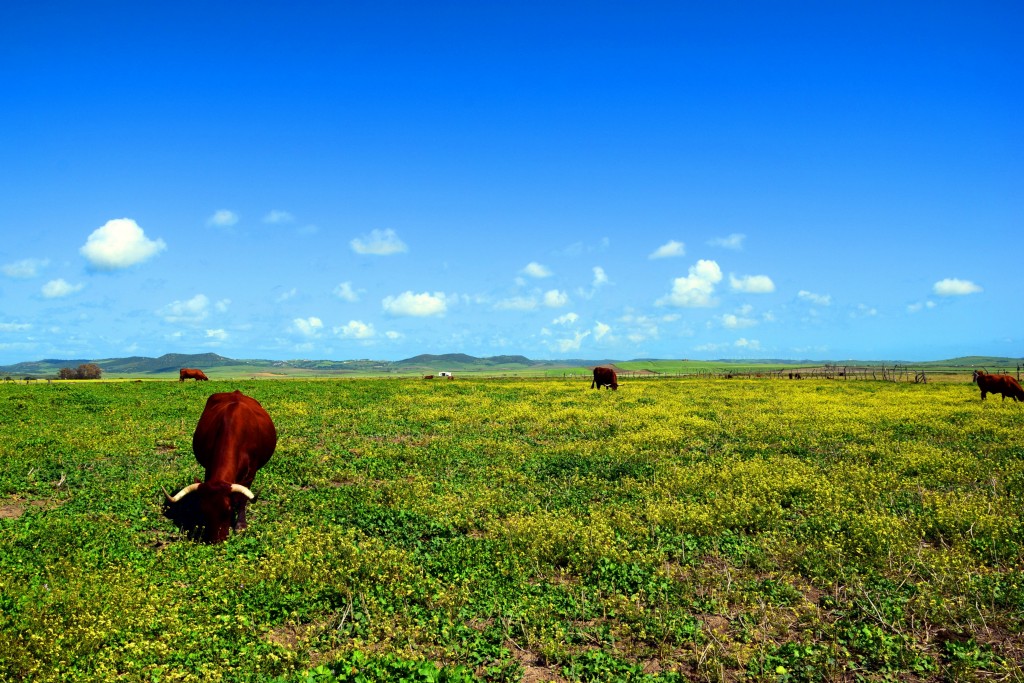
[179,368,209,382]
[973,370,1024,402]
[591,366,618,390]
[164,391,277,543]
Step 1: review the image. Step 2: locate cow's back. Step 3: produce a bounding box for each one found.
[193,391,277,479]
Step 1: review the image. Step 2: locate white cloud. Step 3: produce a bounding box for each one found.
[382,291,447,317]
[853,304,877,317]
[80,218,167,270]
[594,321,611,340]
[206,329,228,341]
[907,301,937,314]
[3,258,48,278]
[657,259,723,307]
[734,338,761,350]
[494,296,537,311]
[276,288,298,303]
[933,278,982,296]
[553,330,591,353]
[729,274,775,293]
[523,262,552,278]
[552,312,578,325]
[649,240,685,259]
[263,210,294,224]
[41,279,84,298]
[337,320,375,339]
[0,322,31,332]
[160,294,209,323]
[292,317,324,337]
[592,266,609,287]
[798,290,831,306]
[351,229,407,255]
[334,282,360,302]
[207,210,239,227]
[385,331,402,340]
[543,289,569,307]
[721,313,757,329]
[215,299,231,313]
[709,233,745,250]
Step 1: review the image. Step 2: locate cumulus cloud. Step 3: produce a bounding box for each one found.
[933,278,982,296]
[41,279,84,298]
[351,229,407,255]
[907,301,937,314]
[709,233,745,250]
[734,338,761,350]
[206,329,228,341]
[721,313,757,329]
[292,317,324,337]
[81,218,167,270]
[382,291,447,317]
[263,210,294,224]
[592,266,609,287]
[3,258,48,278]
[729,274,775,293]
[552,312,579,325]
[494,296,537,311]
[543,289,569,307]
[649,240,685,259]
[657,259,723,307]
[160,294,209,323]
[553,330,591,353]
[207,210,239,227]
[593,321,611,340]
[523,262,552,278]
[337,320,375,339]
[798,290,831,306]
[385,330,402,340]
[334,282,360,302]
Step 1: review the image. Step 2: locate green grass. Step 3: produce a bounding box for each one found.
[1,378,1022,681]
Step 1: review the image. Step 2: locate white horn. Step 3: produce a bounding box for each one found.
[230,484,255,499]
[167,482,201,502]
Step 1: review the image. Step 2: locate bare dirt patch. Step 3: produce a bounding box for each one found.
[0,498,61,520]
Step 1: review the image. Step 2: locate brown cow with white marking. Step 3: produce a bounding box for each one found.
[179,368,209,382]
[591,366,618,390]
[973,370,1024,402]
[164,391,277,543]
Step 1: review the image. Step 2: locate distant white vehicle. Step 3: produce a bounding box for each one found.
[437,371,453,378]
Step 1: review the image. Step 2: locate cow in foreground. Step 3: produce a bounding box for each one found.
[973,370,1024,402]
[164,391,277,543]
[179,368,209,382]
[591,366,618,390]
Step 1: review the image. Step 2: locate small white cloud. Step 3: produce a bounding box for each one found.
[41,279,84,298]
[552,312,578,325]
[206,329,228,341]
[276,288,298,303]
[207,210,239,228]
[494,296,537,311]
[81,218,166,270]
[385,330,402,340]
[853,304,877,317]
[351,229,407,255]
[798,290,831,306]
[0,322,32,332]
[721,313,757,329]
[553,330,591,352]
[649,240,686,259]
[216,299,231,313]
[160,294,210,323]
[709,233,745,250]
[907,300,937,314]
[735,338,761,350]
[543,289,569,307]
[523,262,552,278]
[337,320,375,339]
[382,291,447,317]
[729,274,775,293]
[3,258,49,278]
[292,317,324,337]
[593,321,611,340]
[657,259,723,307]
[933,278,982,296]
[334,282,360,302]
[263,210,294,224]
[592,266,609,287]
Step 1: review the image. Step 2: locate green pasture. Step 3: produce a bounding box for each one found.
[0,377,1021,682]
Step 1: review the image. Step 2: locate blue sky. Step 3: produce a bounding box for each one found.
[1,2,1021,364]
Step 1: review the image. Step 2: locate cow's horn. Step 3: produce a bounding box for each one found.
[230,484,255,499]
[167,482,201,502]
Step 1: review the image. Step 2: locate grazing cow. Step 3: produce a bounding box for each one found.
[164,391,277,543]
[179,368,209,382]
[591,366,618,390]
[423,375,434,380]
[972,370,1024,402]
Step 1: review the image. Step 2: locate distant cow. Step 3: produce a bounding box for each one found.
[179,368,209,382]
[164,391,277,543]
[423,375,434,380]
[591,366,618,390]
[973,370,1024,402]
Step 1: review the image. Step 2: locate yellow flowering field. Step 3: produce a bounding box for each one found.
[0,377,1021,681]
